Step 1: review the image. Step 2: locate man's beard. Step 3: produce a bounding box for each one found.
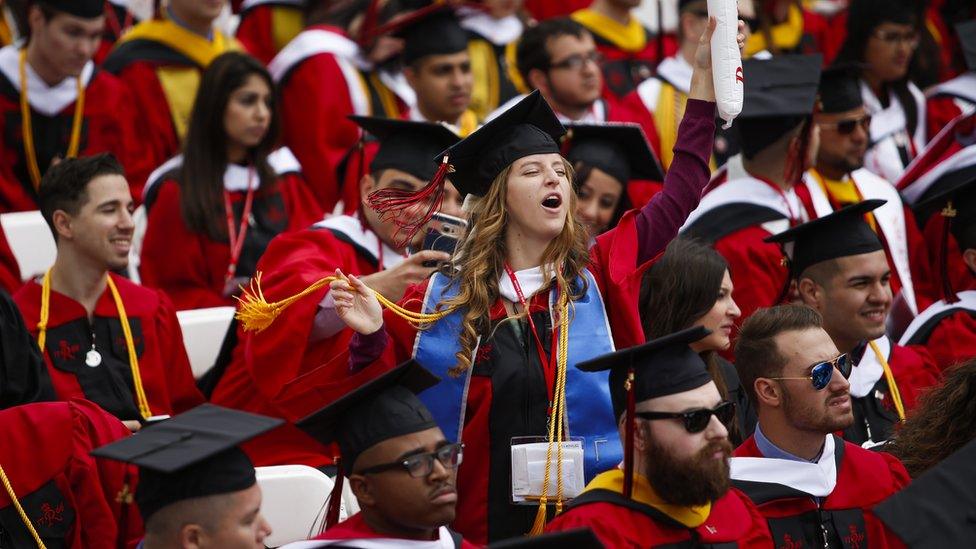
[782,384,854,433]
[643,434,733,507]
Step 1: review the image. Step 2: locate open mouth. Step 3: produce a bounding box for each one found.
[541,193,562,209]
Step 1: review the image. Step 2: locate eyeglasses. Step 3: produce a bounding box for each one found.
[768,354,852,391]
[356,443,464,478]
[635,401,736,434]
[872,29,919,48]
[818,115,872,136]
[548,51,603,71]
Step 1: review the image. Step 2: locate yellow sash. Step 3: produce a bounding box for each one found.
[571,9,647,53]
[745,3,803,57]
[271,5,304,52]
[367,72,399,118]
[468,38,500,120]
[586,469,712,528]
[457,110,479,137]
[809,169,878,231]
[505,41,529,95]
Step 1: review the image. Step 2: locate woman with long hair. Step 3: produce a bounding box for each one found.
[140,51,322,310]
[639,237,754,445]
[265,19,744,544]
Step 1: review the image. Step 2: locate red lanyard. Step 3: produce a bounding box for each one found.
[756,176,801,224]
[223,168,256,283]
[504,264,560,407]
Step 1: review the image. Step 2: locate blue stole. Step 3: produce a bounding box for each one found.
[413,269,622,480]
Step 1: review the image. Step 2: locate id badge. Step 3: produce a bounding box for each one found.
[510,436,584,504]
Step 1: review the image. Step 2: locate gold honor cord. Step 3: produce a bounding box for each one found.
[36,271,152,419]
[19,49,85,190]
[868,340,907,422]
[0,463,47,548]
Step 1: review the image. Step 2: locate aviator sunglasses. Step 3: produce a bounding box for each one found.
[769,353,852,391]
[635,400,736,434]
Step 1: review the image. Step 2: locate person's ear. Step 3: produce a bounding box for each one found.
[755,378,783,409]
[404,64,418,88]
[52,210,73,241]
[963,248,976,274]
[633,417,651,453]
[179,523,205,549]
[527,68,549,95]
[359,173,377,205]
[797,277,823,310]
[348,474,376,508]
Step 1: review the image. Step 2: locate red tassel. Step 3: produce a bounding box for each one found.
[938,202,960,304]
[325,458,345,530]
[366,156,449,248]
[357,0,381,46]
[623,368,636,499]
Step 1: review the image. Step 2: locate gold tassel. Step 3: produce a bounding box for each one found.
[528,496,548,536]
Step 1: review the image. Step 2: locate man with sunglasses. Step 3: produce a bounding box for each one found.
[546,326,772,547]
[732,304,910,549]
[765,201,939,447]
[797,63,935,327]
[288,360,476,548]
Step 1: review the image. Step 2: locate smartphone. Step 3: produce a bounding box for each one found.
[420,212,467,266]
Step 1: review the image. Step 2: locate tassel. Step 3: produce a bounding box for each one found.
[356,0,381,46]
[235,272,335,332]
[366,156,449,248]
[528,497,548,536]
[939,202,960,304]
[325,458,345,529]
[623,368,636,499]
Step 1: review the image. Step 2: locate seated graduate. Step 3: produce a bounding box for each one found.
[208,117,461,469]
[731,305,910,548]
[283,360,477,548]
[563,122,663,242]
[765,201,939,446]
[140,51,323,311]
[92,404,282,549]
[639,237,755,445]
[15,154,204,432]
[458,0,525,120]
[544,326,772,547]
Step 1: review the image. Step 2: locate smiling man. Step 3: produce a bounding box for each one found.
[765,201,939,446]
[14,154,203,432]
[731,304,910,548]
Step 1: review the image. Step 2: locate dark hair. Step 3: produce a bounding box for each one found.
[516,17,589,84]
[38,153,126,238]
[888,359,976,478]
[571,164,632,232]
[180,52,279,241]
[734,305,823,408]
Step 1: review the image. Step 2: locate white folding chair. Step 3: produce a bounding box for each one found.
[175,306,235,379]
[0,210,56,281]
[257,465,357,546]
[127,204,147,284]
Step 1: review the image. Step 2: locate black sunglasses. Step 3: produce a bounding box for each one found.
[818,115,872,136]
[548,51,603,71]
[635,401,736,434]
[356,443,464,478]
[769,354,852,391]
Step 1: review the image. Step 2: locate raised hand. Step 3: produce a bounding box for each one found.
[689,17,748,102]
[331,269,384,335]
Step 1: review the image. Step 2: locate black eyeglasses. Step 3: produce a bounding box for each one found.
[768,354,852,391]
[548,51,603,71]
[818,115,872,136]
[635,401,736,433]
[872,29,919,48]
[356,443,464,478]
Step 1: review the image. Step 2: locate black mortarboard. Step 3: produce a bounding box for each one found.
[738,54,822,158]
[577,326,713,420]
[915,172,976,246]
[91,405,283,521]
[296,360,441,472]
[564,123,664,184]
[818,63,864,114]
[39,0,103,18]
[351,115,461,181]
[394,5,470,66]
[765,199,886,278]
[488,528,605,548]
[958,20,976,71]
[873,438,976,548]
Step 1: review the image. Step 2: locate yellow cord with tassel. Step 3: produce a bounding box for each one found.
[868,340,906,421]
[0,463,47,548]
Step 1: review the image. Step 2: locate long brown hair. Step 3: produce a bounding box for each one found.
[888,359,976,478]
[438,159,591,376]
[179,52,279,241]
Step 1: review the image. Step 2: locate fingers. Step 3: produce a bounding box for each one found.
[411,250,452,264]
[702,15,717,43]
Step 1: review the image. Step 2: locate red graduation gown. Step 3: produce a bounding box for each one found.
[899,287,976,372]
[0,399,135,549]
[0,47,152,210]
[310,513,478,548]
[733,435,909,549]
[235,2,305,65]
[139,164,323,310]
[13,273,204,422]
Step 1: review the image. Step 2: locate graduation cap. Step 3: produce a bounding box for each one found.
[818,63,864,114]
[38,0,104,18]
[738,54,823,158]
[873,438,976,548]
[564,123,664,185]
[765,199,886,279]
[913,173,976,302]
[350,115,461,181]
[576,326,712,498]
[488,528,605,548]
[90,404,283,522]
[367,90,565,246]
[391,4,470,66]
[958,20,976,72]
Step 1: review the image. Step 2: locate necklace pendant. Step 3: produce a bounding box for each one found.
[85,349,102,368]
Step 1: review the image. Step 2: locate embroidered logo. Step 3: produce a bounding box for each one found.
[777,534,803,549]
[36,502,64,527]
[474,343,494,365]
[55,340,80,361]
[704,525,718,535]
[844,524,865,549]
[116,483,134,505]
[735,66,745,84]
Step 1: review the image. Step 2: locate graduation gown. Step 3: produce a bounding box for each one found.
[899,289,976,372]
[861,80,927,184]
[732,434,909,549]
[459,11,524,120]
[0,399,136,549]
[0,45,151,210]
[545,469,773,548]
[103,18,238,178]
[209,214,406,468]
[841,336,939,446]
[235,0,306,65]
[289,513,477,548]
[0,286,54,408]
[0,225,21,295]
[13,273,205,422]
[139,148,323,310]
[924,72,975,141]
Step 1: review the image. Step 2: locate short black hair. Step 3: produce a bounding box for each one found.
[516,18,589,84]
[39,153,126,236]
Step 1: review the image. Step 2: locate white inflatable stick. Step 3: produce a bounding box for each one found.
[708,0,743,128]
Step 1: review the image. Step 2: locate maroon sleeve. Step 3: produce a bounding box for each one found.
[634,99,716,264]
